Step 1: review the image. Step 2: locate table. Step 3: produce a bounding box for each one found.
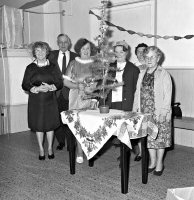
[61,109,158,194]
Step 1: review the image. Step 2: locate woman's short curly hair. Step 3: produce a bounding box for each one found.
[30,41,51,58]
[74,38,97,56]
[144,46,163,60]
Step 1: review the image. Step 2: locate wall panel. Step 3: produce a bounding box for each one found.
[167,69,194,117]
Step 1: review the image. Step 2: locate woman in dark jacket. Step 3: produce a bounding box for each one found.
[106,41,140,111]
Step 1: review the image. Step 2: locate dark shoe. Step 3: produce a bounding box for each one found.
[39,155,45,160]
[56,143,65,150]
[48,154,55,159]
[153,166,165,176]
[148,167,156,173]
[134,155,142,161]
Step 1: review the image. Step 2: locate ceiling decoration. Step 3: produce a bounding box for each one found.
[0,0,50,9]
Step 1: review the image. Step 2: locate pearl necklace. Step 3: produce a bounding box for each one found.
[34,59,49,67]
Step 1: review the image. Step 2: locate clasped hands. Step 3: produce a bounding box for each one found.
[31,82,56,93]
[77,82,97,94]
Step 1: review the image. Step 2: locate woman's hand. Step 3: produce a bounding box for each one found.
[84,82,97,94]
[37,84,49,93]
[30,82,56,93]
[78,82,85,91]
[42,82,56,91]
[84,86,93,94]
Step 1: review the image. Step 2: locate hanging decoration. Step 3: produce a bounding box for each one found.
[89,10,194,41]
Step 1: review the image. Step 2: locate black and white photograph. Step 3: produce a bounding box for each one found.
[0,0,194,199]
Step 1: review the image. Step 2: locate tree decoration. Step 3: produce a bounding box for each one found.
[83,0,124,113]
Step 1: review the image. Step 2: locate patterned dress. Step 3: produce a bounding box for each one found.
[66,58,95,110]
[140,70,171,148]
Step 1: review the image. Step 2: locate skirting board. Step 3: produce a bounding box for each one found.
[174,128,194,148]
[0,104,29,135]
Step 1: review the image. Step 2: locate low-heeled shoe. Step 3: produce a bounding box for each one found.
[153,166,165,176]
[148,167,156,173]
[39,155,45,160]
[48,154,55,159]
[76,156,83,164]
[134,155,142,161]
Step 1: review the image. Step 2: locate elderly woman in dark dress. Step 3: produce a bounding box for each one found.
[22,41,63,160]
[133,46,172,176]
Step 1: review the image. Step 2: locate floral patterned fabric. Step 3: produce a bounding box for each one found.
[61,109,158,159]
[140,71,171,149]
[66,59,95,110]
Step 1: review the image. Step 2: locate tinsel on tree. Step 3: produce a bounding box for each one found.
[83,0,124,106]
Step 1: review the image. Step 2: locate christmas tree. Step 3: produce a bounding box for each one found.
[83,0,123,112]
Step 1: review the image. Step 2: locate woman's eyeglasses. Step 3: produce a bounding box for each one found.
[144,56,157,61]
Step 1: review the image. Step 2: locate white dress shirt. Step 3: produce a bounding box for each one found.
[112,62,126,102]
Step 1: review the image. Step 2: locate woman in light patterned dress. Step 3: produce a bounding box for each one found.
[63,38,97,164]
[133,46,172,176]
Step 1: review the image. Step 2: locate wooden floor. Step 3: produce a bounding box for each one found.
[0,131,194,200]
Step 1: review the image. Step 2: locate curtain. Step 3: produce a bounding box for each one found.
[0,5,23,48]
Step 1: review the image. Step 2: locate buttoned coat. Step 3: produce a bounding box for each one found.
[133,66,172,120]
[106,60,140,111]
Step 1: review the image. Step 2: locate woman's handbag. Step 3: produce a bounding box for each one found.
[172,102,182,118]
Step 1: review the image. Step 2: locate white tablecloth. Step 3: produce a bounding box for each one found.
[61,109,158,160]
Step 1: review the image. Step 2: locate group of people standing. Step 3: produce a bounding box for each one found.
[22,33,172,176]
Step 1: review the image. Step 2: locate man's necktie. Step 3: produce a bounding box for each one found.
[62,53,66,74]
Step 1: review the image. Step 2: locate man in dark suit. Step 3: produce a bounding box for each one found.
[49,34,77,150]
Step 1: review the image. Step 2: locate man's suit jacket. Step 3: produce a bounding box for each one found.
[106,60,140,111]
[48,50,77,100]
